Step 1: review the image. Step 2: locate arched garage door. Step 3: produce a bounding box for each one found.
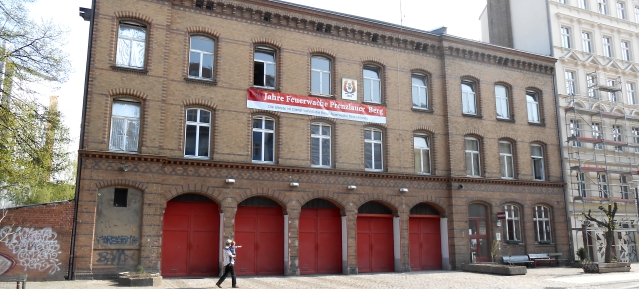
[235,197,284,276]
[409,203,442,270]
[357,201,394,273]
[162,194,219,277]
[299,199,342,275]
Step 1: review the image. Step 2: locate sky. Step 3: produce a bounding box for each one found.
[26,0,487,153]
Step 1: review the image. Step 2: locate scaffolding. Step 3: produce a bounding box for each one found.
[565,71,639,262]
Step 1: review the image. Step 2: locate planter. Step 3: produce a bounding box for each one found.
[582,262,631,273]
[571,261,583,268]
[461,263,527,275]
[118,272,162,287]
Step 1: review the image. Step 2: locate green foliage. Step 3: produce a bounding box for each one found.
[576,247,588,261]
[136,265,145,275]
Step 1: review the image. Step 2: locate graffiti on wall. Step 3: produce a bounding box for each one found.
[96,235,139,246]
[0,226,61,274]
[93,249,138,268]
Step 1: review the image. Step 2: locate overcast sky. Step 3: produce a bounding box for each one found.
[28,0,487,152]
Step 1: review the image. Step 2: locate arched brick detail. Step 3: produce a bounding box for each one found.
[363,122,387,130]
[530,138,548,144]
[308,116,336,124]
[296,191,347,212]
[95,179,147,191]
[252,38,282,49]
[250,109,281,117]
[463,130,483,137]
[361,57,385,67]
[115,11,153,24]
[108,88,148,100]
[497,133,517,140]
[186,26,220,38]
[227,188,289,214]
[351,193,400,215]
[163,185,223,205]
[309,48,336,58]
[413,125,434,134]
[183,99,217,111]
[405,197,447,217]
[499,200,525,208]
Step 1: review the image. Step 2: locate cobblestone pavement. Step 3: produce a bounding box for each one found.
[24,265,639,289]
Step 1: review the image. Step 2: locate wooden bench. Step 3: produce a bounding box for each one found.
[528,253,557,267]
[502,255,534,267]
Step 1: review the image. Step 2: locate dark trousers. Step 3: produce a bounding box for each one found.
[216,264,236,287]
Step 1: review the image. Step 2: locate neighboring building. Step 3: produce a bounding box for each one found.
[482,0,639,263]
[72,0,567,279]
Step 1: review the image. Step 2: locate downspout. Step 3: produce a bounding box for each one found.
[68,0,96,280]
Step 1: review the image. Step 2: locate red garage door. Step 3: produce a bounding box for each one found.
[162,194,219,277]
[409,203,442,271]
[235,197,284,276]
[299,199,342,274]
[357,201,394,273]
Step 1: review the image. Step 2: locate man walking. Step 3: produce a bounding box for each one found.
[216,239,238,288]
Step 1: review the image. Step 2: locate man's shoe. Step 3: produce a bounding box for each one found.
[215,284,222,288]
[232,286,239,288]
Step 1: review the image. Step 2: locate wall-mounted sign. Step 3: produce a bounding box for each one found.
[247,88,386,124]
[341,78,357,100]
[497,212,507,220]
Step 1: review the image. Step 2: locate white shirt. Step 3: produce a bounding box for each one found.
[223,246,234,266]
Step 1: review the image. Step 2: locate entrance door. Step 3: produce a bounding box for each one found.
[162,195,219,277]
[409,217,441,270]
[468,203,490,262]
[299,200,342,274]
[235,197,284,276]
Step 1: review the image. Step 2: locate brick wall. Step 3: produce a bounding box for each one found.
[0,201,74,281]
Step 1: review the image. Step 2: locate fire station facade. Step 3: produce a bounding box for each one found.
[72,0,569,279]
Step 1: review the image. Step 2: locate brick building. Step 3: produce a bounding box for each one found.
[72,0,569,279]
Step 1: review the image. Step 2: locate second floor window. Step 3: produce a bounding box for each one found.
[527,91,540,123]
[608,79,618,102]
[531,144,545,181]
[252,116,275,163]
[627,82,636,104]
[412,74,428,109]
[587,75,598,99]
[495,85,510,119]
[110,100,140,152]
[462,81,477,115]
[116,22,146,69]
[633,127,639,153]
[311,123,331,167]
[254,48,276,88]
[184,109,211,157]
[582,32,592,53]
[414,134,431,174]
[621,175,630,199]
[311,56,331,95]
[579,0,588,9]
[570,119,582,147]
[565,71,576,95]
[561,27,572,49]
[621,41,631,61]
[189,36,214,79]
[599,0,608,14]
[465,137,481,177]
[504,204,522,242]
[364,128,383,171]
[363,66,382,103]
[593,122,603,150]
[598,173,609,198]
[613,125,623,152]
[636,6,639,22]
[577,172,587,197]
[603,37,613,57]
[499,141,514,179]
[617,1,626,19]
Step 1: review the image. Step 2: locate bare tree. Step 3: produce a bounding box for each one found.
[583,203,618,263]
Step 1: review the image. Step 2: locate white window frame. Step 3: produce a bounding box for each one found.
[593,122,604,150]
[116,22,146,69]
[603,36,613,57]
[579,0,588,9]
[109,100,141,152]
[621,175,630,199]
[531,144,545,181]
[462,80,477,115]
[613,124,623,152]
[414,134,431,174]
[561,27,572,49]
[621,41,631,61]
[587,75,598,99]
[627,82,636,104]
[565,71,576,95]
[252,116,275,163]
[495,85,510,119]
[599,0,609,14]
[633,127,639,153]
[184,108,211,158]
[499,141,514,179]
[617,1,626,19]
[504,204,522,242]
[582,32,592,53]
[311,56,331,95]
[570,119,582,147]
[598,173,609,198]
[253,48,276,88]
[364,127,383,171]
[533,206,552,243]
[363,66,382,103]
[608,79,618,102]
[577,172,587,197]
[412,74,429,110]
[465,137,481,177]
[527,91,541,123]
[311,122,331,168]
[636,6,639,23]
[188,36,214,79]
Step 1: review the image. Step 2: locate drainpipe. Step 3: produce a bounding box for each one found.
[68,0,96,280]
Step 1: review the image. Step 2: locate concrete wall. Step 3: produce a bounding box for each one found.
[486,0,514,48]
[510,0,552,56]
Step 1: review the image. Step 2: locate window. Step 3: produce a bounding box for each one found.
[587,75,598,99]
[603,36,613,57]
[636,6,639,22]
[533,206,552,243]
[184,109,211,157]
[599,0,608,14]
[526,91,541,123]
[582,32,592,53]
[621,175,630,199]
[414,134,431,174]
[116,22,146,69]
[592,123,603,150]
[570,119,582,147]
[499,141,514,179]
[188,36,214,79]
[608,79,618,102]
[311,123,331,167]
[598,173,609,198]
[114,188,128,207]
[561,27,572,49]
[579,0,588,9]
[465,137,481,177]
[252,116,275,163]
[363,66,382,103]
[565,71,576,95]
[577,172,587,197]
[311,56,331,95]
[495,85,510,119]
[109,100,140,152]
[531,144,545,181]
[633,127,639,153]
[627,82,636,104]
[504,204,522,242]
[558,0,566,4]
[254,48,276,88]
[412,74,429,109]
[621,41,631,61]
[613,125,623,152]
[617,1,626,19]
[364,128,383,171]
[462,80,477,115]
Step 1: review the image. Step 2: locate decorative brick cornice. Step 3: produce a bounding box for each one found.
[95,178,148,191]
[186,26,220,38]
[108,88,148,100]
[308,48,335,58]
[413,126,434,134]
[115,11,153,24]
[361,57,385,67]
[463,130,483,137]
[252,37,281,48]
[183,99,217,110]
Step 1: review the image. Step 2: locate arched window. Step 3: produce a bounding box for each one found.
[311,122,331,167]
[414,134,431,174]
[363,65,382,103]
[116,21,147,69]
[526,90,540,123]
[495,85,510,119]
[531,144,545,180]
[465,137,481,177]
[311,56,331,95]
[499,140,514,179]
[110,100,141,152]
[188,36,214,79]
[462,80,477,115]
[252,116,275,163]
[504,204,522,242]
[184,108,211,157]
[533,205,552,243]
[412,73,428,109]
[364,127,383,171]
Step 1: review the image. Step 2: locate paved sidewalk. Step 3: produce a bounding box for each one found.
[22,266,639,289]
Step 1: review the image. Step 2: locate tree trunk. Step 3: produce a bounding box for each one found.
[605,231,613,263]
